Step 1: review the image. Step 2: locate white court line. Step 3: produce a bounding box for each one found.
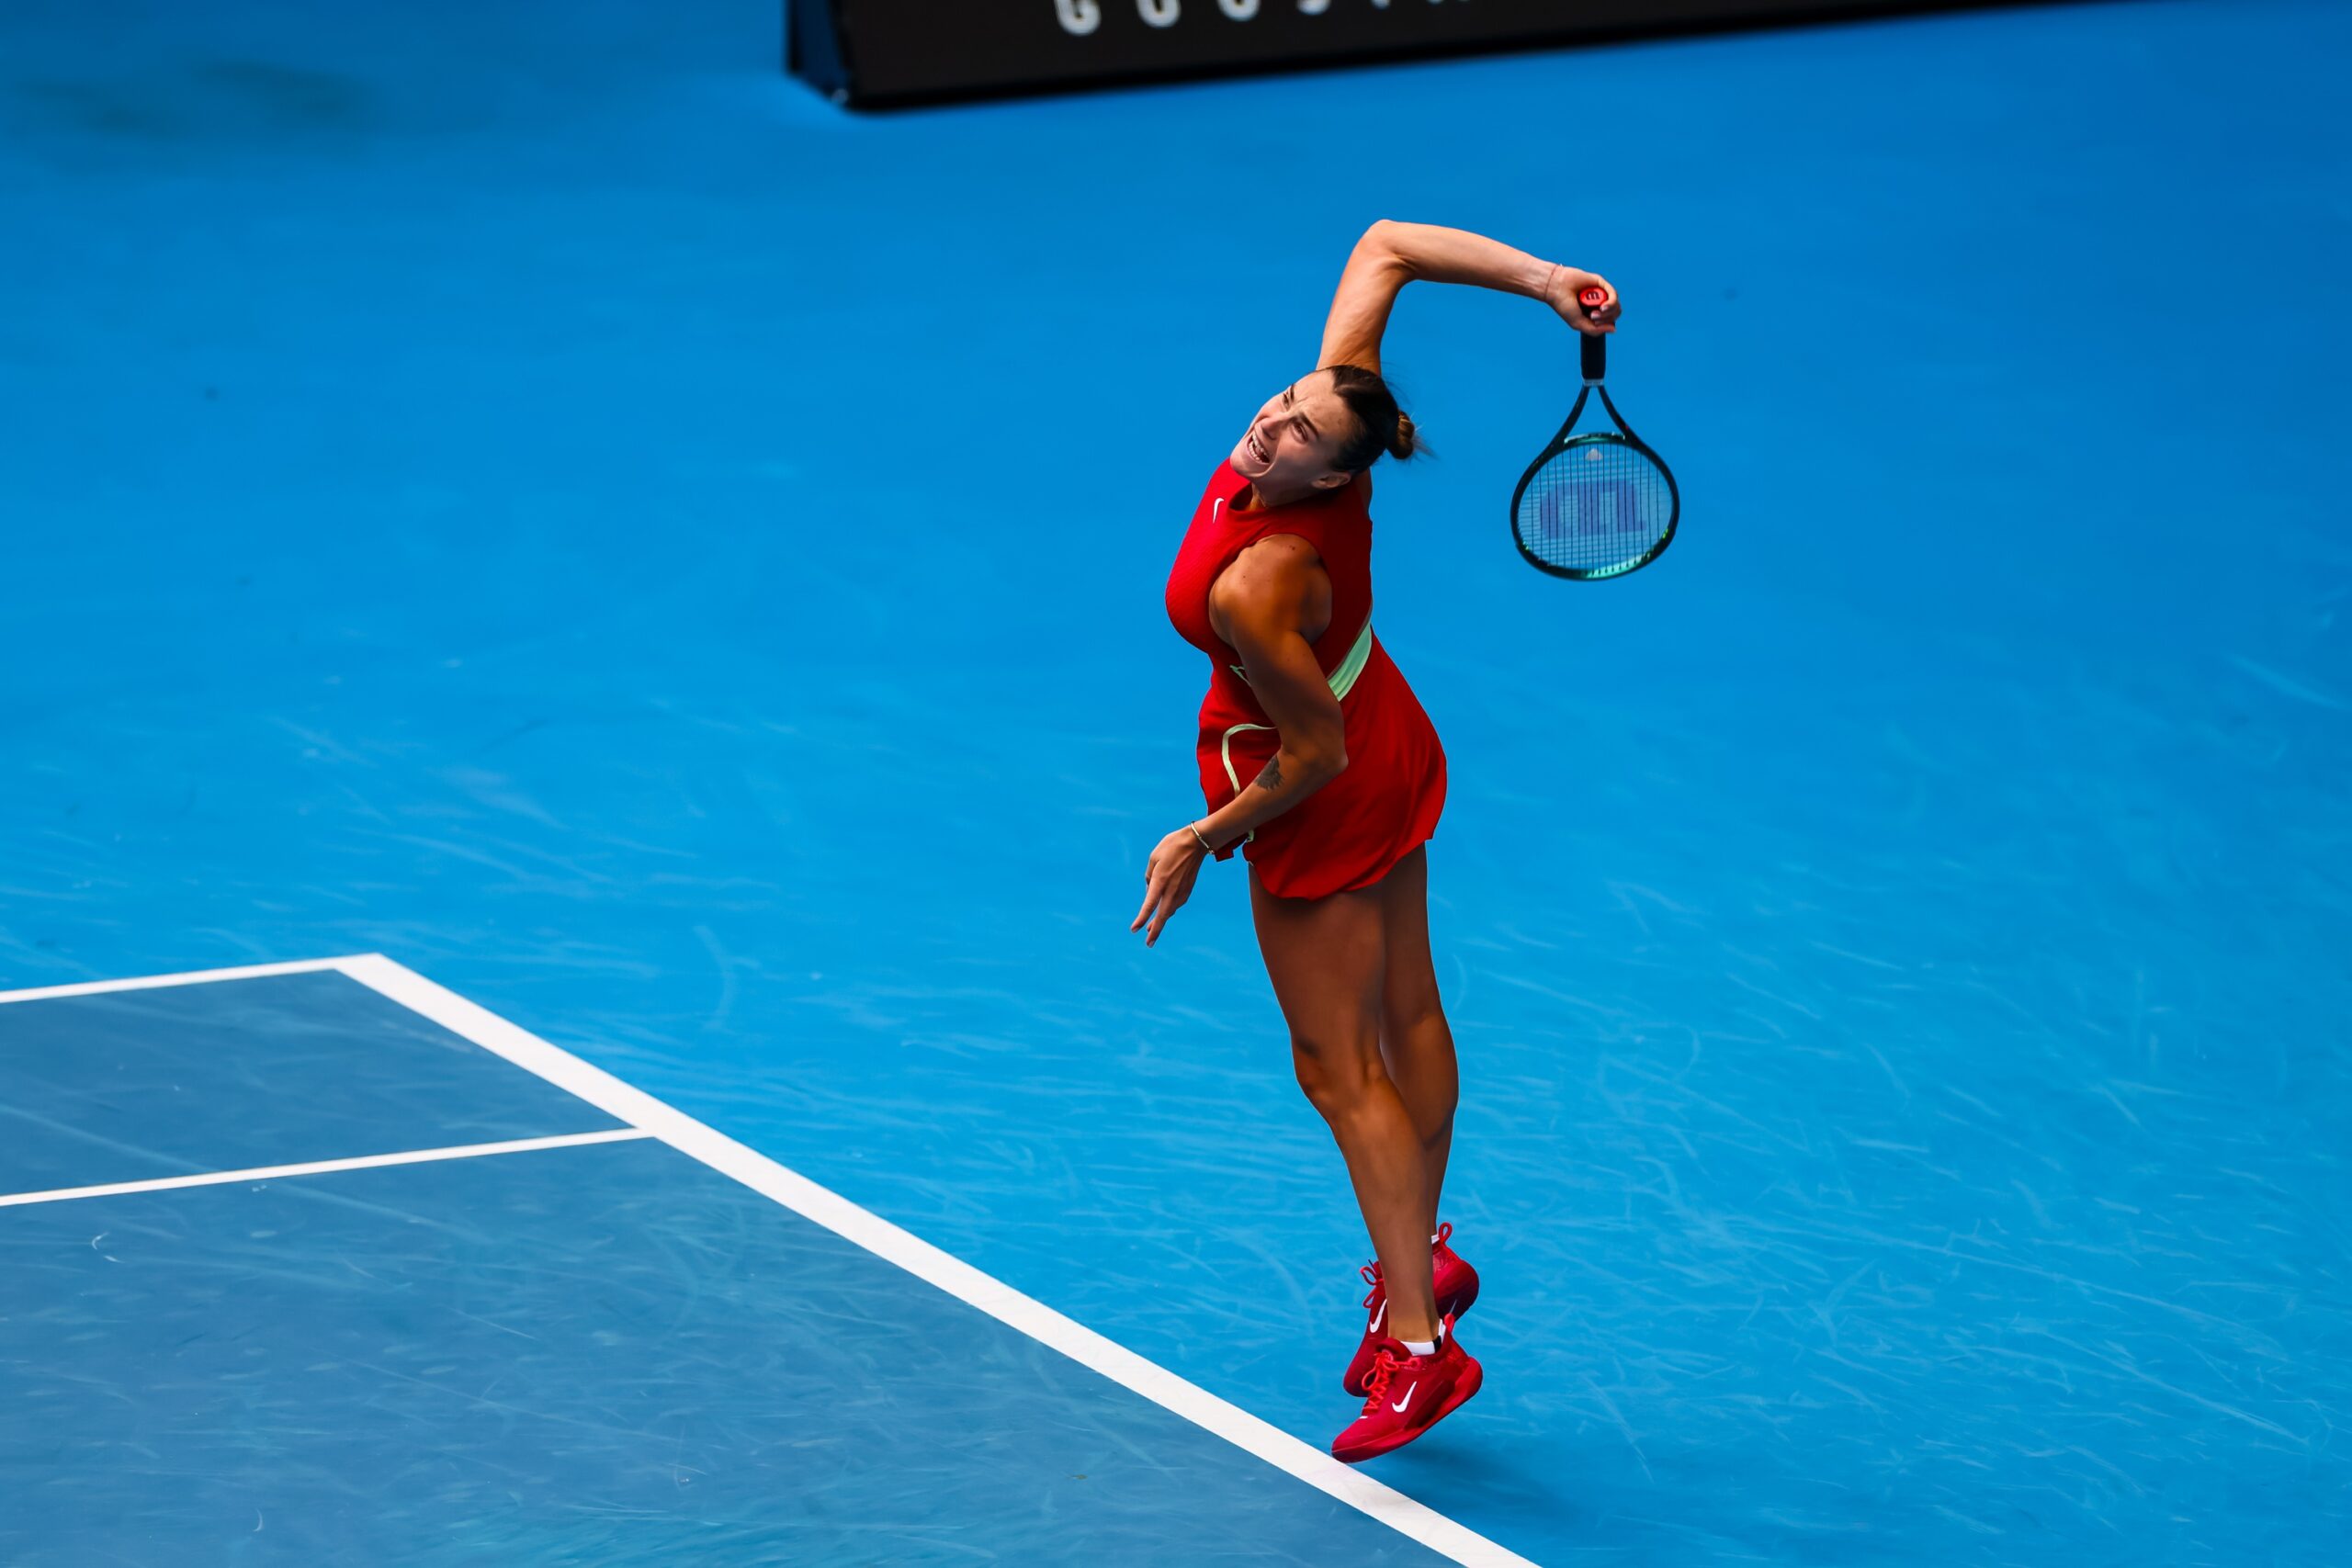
[0,1130,652,1209]
[0,955,357,1006]
[0,956,1542,1568]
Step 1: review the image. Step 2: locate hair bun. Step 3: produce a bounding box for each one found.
[1387,412,1419,462]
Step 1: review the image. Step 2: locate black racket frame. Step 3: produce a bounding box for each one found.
[1509,330,1680,581]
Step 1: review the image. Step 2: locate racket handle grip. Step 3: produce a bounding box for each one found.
[1577,285,1609,382]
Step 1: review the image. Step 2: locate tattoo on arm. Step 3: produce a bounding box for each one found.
[1257,756,1284,792]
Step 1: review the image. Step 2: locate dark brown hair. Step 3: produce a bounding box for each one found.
[1325,364,1423,473]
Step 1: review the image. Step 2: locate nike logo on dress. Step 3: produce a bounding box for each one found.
[1389,1382,1418,1415]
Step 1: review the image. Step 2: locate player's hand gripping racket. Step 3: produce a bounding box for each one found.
[1510,287,1679,580]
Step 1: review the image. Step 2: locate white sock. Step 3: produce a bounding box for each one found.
[1430,1234,1442,1247]
[1402,1337,1437,1358]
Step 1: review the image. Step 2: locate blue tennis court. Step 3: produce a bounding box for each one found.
[3,959,1481,1563]
[3,0,2346,1562]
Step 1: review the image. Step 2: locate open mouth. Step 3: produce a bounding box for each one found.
[1246,425,1272,467]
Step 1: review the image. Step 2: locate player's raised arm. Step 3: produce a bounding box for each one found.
[1317,220,1621,374]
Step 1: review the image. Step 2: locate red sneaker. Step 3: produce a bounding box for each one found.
[1343,1224,1482,1397]
[1329,1323,1483,1463]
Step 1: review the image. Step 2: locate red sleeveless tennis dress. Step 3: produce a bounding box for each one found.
[1164,461,1447,900]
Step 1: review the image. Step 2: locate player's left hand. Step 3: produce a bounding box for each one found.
[1132,827,1208,946]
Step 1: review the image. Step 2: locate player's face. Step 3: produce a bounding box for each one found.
[1230,372,1352,495]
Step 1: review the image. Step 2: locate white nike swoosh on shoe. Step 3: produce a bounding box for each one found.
[1389,1382,1418,1415]
[1369,1302,1385,1334]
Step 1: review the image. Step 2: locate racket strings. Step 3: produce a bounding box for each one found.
[1515,437,1676,574]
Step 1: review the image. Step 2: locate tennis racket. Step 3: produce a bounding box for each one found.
[1510,287,1679,581]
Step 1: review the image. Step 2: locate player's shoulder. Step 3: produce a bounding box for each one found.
[1219,530,1326,597]
[1214,533,1329,644]
[1226,530,1325,581]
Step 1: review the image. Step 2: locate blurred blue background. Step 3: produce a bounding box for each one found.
[2,0,2346,1562]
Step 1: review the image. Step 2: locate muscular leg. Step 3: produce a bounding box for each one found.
[1375,847,1459,1232]
[1250,869,1441,1345]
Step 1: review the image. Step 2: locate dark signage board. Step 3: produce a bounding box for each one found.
[789,1,2038,107]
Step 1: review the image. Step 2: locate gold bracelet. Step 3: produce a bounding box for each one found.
[1187,822,1214,853]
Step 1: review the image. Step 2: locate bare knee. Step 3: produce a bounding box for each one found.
[1291,1032,1386,1120]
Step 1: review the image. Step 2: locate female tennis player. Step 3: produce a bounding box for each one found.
[1136,220,1619,1461]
